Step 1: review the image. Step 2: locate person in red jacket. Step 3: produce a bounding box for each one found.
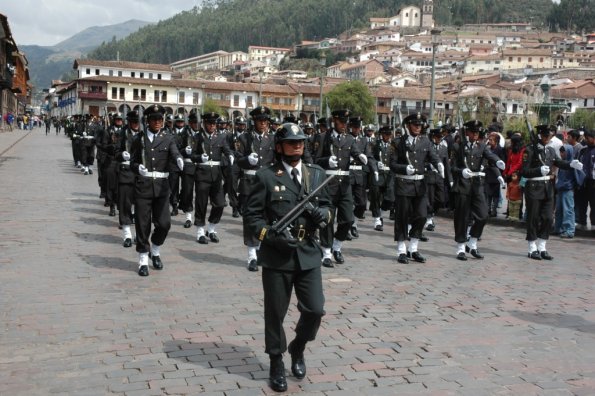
[503,133,525,218]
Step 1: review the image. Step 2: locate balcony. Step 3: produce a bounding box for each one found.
[78,91,107,100]
[0,71,13,89]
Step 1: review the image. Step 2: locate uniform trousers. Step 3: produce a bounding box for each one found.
[81,145,95,167]
[118,182,135,226]
[426,180,445,216]
[223,165,241,210]
[168,171,181,208]
[320,179,353,247]
[394,194,427,242]
[525,184,554,241]
[575,179,595,227]
[134,194,171,253]
[104,162,119,206]
[351,172,367,219]
[453,186,488,243]
[193,175,225,226]
[262,266,324,356]
[179,173,195,212]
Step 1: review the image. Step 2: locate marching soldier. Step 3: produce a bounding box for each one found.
[236,106,276,271]
[348,116,374,238]
[521,125,583,260]
[312,109,365,267]
[98,112,125,216]
[79,115,96,175]
[129,104,184,277]
[179,110,200,228]
[370,125,395,232]
[224,116,244,218]
[424,128,452,231]
[168,113,186,216]
[191,112,234,244]
[243,123,331,393]
[389,113,442,264]
[116,110,141,248]
[451,120,506,261]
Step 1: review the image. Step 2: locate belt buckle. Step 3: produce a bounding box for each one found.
[297,227,306,241]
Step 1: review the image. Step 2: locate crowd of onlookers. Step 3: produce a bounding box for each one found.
[493,127,594,238]
[0,112,45,131]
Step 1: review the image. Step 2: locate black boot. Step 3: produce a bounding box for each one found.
[288,339,306,379]
[269,355,287,392]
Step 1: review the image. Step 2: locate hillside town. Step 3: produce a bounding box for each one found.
[2,3,595,130]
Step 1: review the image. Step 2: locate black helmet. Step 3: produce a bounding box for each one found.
[173,113,185,122]
[275,123,307,144]
[216,116,228,124]
[113,112,124,120]
[235,116,247,125]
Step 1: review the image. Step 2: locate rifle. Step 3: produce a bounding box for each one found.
[524,104,545,165]
[270,174,335,233]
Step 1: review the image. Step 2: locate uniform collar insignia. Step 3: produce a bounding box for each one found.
[275,169,284,176]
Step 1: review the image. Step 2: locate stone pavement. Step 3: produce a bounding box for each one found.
[1,129,594,396]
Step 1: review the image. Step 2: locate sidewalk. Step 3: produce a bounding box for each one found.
[1,131,594,395]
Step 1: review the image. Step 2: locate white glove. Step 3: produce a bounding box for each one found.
[569,159,583,170]
[248,152,259,166]
[82,131,87,137]
[358,153,368,165]
[496,160,505,170]
[374,171,379,182]
[185,146,192,155]
[377,162,384,171]
[450,181,454,187]
[122,151,130,161]
[229,155,235,166]
[138,164,149,177]
[406,165,415,175]
[329,155,338,169]
[177,157,184,171]
[437,162,445,179]
[498,176,505,186]
[201,153,209,163]
[462,168,473,179]
[540,165,550,176]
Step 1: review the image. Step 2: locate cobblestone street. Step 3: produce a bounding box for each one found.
[1,129,594,395]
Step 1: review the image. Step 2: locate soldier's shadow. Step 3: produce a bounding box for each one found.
[73,207,108,216]
[179,249,243,268]
[71,191,97,197]
[348,247,395,262]
[162,340,265,380]
[509,310,595,334]
[81,254,135,273]
[73,231,120,245]
[80,216,118,228]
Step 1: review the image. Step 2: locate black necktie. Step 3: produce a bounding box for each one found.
[291,168,301,190]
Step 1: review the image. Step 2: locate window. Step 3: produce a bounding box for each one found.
[154,90,160,102]
[149,73,153,79]
[119,88,125,100]
[133,89,139,100]
[118,71,122,77]
[247,95,253,107]
[131,72,135,78]
[86,68,90,75]
[161,91,167,102]
[95,69,99,75]
[415,101,422,109]
[178,91,185,104]
[540,57,544,62]
[140,72,144,78]
[109,70,113,76]
[233,95,239,107]
[193,92,199,105]
[528,57,532,62]
[140,89,146,101]
[112,87,117,99]
[157,74,162,80]
[508,57,512,62]
[517,57,521,62]
[512,104,518,113]
[401,100,407,108]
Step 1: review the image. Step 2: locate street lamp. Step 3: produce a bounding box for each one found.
[428,29,441,128]
[258,69,264,106]
[201,83,206,114]
[319,53,326,117]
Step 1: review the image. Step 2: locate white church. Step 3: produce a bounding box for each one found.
[369,0,434,30]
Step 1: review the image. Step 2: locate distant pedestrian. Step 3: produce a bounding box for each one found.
[553,144,578,238]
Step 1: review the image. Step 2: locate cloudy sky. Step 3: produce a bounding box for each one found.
[4,0,200,46]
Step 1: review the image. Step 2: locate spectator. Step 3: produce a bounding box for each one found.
[503,133,525,217]
[485,132,506,217]
[575,129,595,231]
[507,172,523,220]
[566,130,583,159]
[553,144,578,238]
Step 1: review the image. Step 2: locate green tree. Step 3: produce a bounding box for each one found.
[568,109,595,131]
[203,98,224,116]
[325,81,375,123]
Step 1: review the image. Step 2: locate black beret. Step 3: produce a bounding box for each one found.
[202,112,220,122]
[348,116,363,125]
[429,128,442,136]
[379,125,392,134]
[463,119,483,132]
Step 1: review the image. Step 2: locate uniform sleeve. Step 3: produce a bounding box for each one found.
[243,172,269,240]
[520,146,541,179]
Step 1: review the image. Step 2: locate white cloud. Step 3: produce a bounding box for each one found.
[3,0,200,46]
